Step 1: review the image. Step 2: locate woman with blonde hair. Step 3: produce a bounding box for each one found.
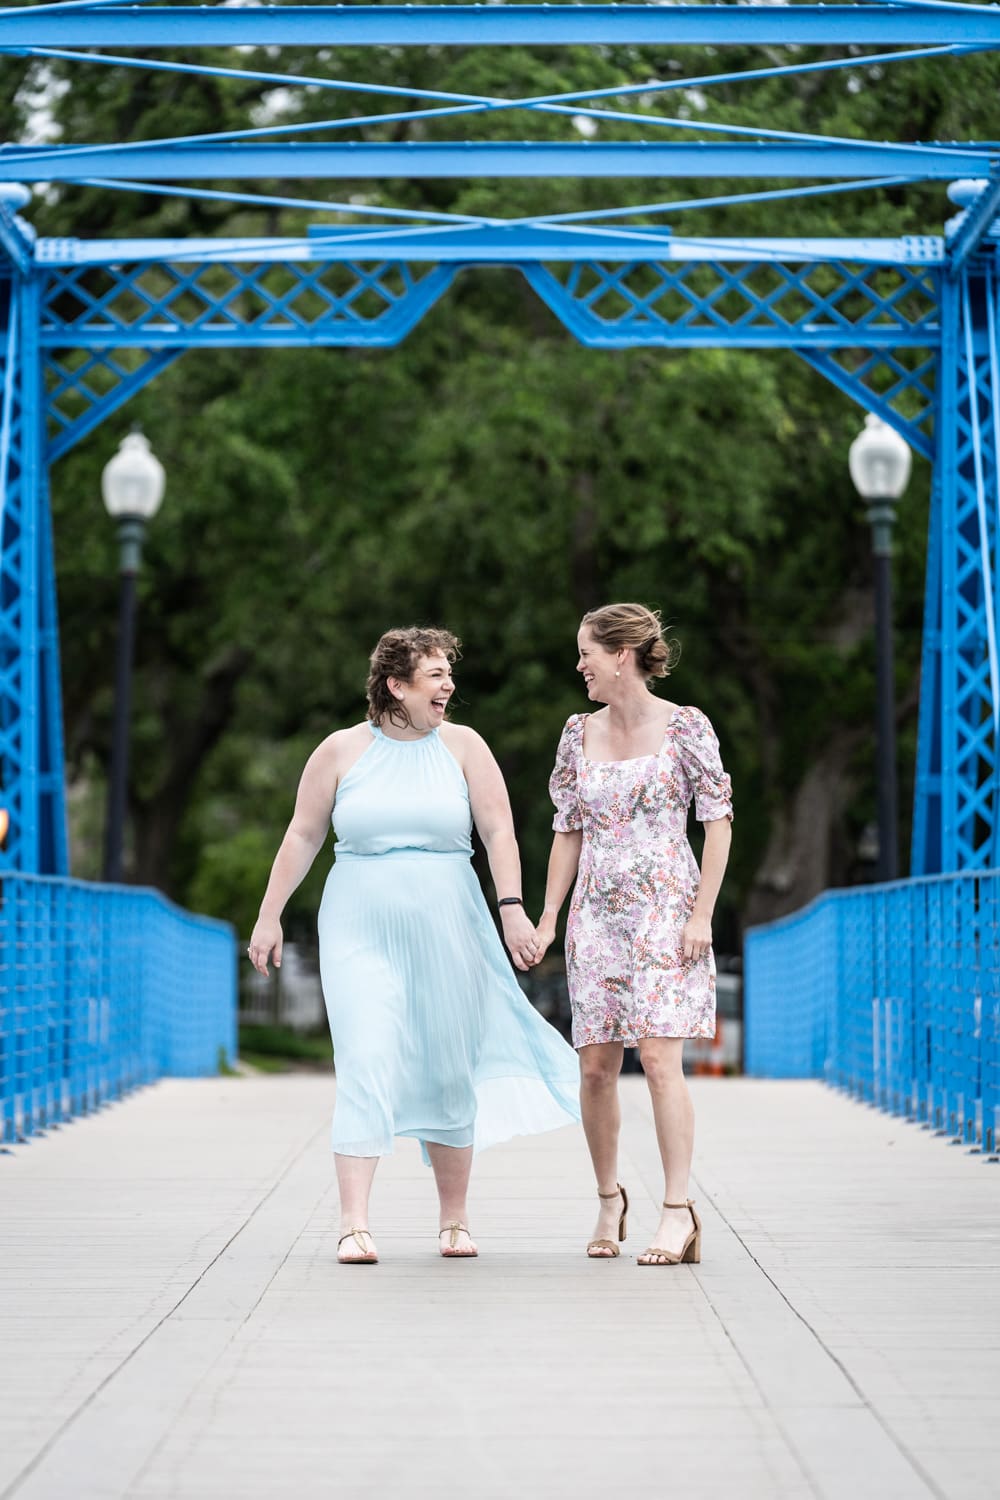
[535,604,732,1265]
[249,627,579,1263]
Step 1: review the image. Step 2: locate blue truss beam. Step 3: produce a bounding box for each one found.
[522,258,939,355]
[34,228,946,267]
[35,253,942,356]
[40,259,458,351]
[42,326,937,351]
[4,6,1000,48]
[3,142,994,183]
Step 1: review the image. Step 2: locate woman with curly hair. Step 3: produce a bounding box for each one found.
[249,626,579,1264]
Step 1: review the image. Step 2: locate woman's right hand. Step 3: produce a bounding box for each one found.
[533,914,557,964]
[247,914,283,976]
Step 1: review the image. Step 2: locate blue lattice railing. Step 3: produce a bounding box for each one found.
[744,872,1000,1153]
[0,873,236,1145]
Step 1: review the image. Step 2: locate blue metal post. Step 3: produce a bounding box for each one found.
[0,272,23,871]
[17,275,41,872]
[0,267,68,875]
[923,261,1000,870]
[915,263,1000,871]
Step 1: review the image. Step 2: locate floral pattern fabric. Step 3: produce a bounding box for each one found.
[549,706,733,1048]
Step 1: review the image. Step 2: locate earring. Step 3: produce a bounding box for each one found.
[615,669,621,678]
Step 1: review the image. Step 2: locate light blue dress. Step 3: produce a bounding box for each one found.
[318,722,581,1157]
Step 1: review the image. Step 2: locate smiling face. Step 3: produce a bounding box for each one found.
[576,626,621,704]
[389,651,455,732]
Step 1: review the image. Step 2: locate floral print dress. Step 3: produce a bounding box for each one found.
[549,706,733,1049]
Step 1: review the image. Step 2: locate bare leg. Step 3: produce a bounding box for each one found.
[426,1142,478,1256]
[636,1037,697,1263]
[579,1041,626,1255]
[335,1153,379,1261]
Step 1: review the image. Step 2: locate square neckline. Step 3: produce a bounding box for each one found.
[579,706,684,766]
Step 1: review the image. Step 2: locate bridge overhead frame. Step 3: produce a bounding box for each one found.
[2,5,1000,876]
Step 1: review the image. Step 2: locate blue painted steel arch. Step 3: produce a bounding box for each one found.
[1,5,1000,884]
[5,238,954,878]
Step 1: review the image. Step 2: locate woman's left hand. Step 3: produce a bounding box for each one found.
[500,906,542,971]
[682,911,713,962]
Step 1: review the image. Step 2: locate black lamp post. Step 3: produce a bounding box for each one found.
[848,413,912,883]
[101,432,165,883]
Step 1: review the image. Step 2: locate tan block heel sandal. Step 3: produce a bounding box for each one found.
[587,1182,629,1258]
[638,1199,701,1266]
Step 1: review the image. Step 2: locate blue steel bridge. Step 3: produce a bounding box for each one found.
[1,4,999,1153]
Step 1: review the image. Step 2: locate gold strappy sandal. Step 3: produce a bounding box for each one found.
[337,1227,378,1264]
[587,1183,629,1258]
[439,1221,478,1258]
[637,1199,701,1266]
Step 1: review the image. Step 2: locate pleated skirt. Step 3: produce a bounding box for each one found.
[317,851,581,1157]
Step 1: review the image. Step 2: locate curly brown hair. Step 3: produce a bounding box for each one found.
[366,626,461,728]
[581,603,680,682]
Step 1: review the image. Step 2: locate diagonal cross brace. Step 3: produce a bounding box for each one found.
[0,198,33,276]
[45,349,180,462]
[796,349,935,460]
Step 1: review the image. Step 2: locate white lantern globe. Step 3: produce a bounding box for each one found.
[848,413,912,501]
[101,432,165,521]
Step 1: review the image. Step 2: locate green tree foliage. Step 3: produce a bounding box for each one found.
[18,24,990,939]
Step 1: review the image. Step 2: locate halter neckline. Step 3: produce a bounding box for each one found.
[371,722,440,745]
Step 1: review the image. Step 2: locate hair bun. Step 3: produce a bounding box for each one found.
[581,603,679,681]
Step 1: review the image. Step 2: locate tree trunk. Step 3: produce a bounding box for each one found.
[721,584,874,926]
[743,726,866,927]
[130,643,250,892]
[570,468,599,616]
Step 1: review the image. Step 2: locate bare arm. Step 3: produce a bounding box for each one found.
[533,830,583,961]
[248,739,338,974]
[683,816,732,960]
[449,726,539,972]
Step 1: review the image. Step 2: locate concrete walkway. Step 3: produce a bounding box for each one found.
[1,1076,997,1500]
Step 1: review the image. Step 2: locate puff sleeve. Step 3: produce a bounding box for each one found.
[549,715,585,833]
[676,707,733,824]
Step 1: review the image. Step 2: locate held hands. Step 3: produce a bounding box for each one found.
[532,914,557,966]
[247,913,283,976]
[682,911,712,963]
[500,905,545,972]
